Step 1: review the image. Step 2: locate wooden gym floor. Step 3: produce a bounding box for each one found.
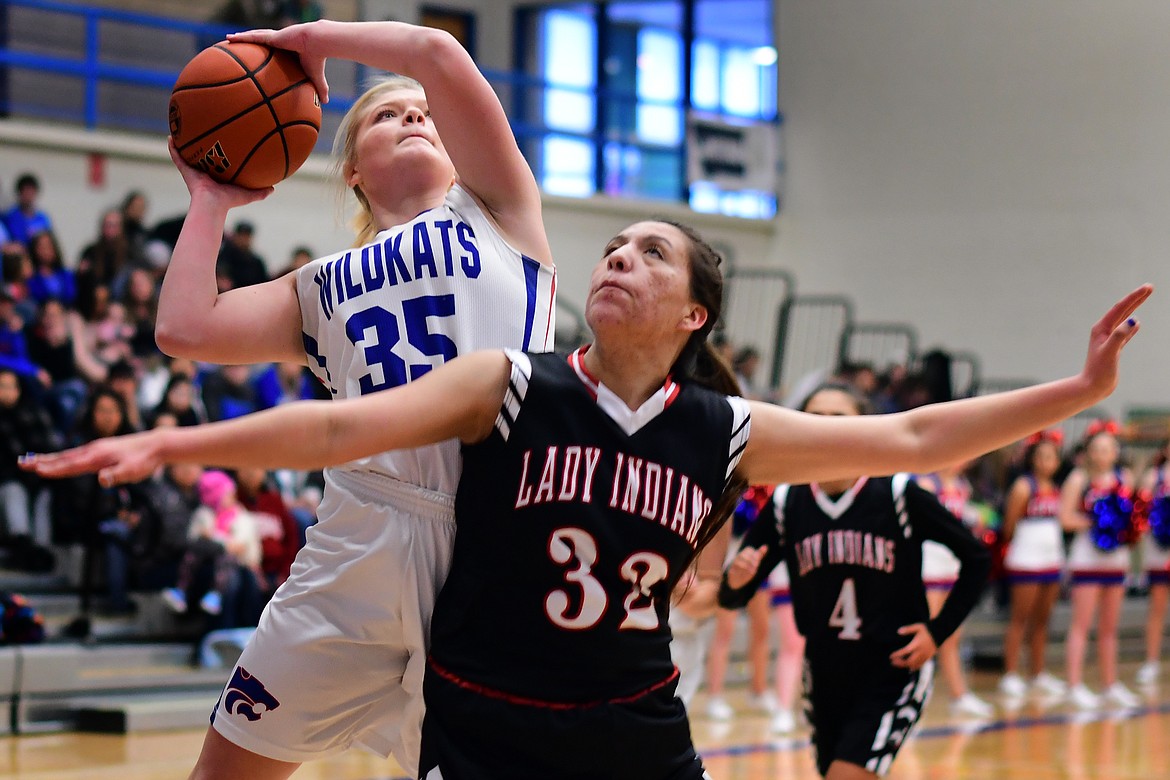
[0,666,1165,779]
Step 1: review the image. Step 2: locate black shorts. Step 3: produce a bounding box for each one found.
[418,659,710,780]
[803,654,934,777]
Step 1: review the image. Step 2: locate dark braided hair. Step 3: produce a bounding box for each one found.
[655,219,747,565]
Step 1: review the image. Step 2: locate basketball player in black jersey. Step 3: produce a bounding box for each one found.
[21,221,1149,779]
[720,383,990,779]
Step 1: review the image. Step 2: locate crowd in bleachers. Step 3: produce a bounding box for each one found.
[0,170,327,637]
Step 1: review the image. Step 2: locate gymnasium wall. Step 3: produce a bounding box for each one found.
[772,0,1170,414]
[3,1,1168,415]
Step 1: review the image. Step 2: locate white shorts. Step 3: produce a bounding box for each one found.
[210,468,456,774]
[1067,531,1129,585]
[767,561,791,605]
[921,540,960,589]
[1142,534,1170,583]
[668,610,714,707]
[1003,517,1065,579]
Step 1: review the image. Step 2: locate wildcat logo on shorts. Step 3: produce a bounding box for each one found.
[222,667,280,721]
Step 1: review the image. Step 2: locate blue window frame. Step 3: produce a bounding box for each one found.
[518,0,779,218]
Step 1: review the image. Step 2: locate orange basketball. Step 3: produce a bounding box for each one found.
[169,42,321,189]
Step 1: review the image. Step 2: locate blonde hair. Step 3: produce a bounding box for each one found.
[332,75,426,247]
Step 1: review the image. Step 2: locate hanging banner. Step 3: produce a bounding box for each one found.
[686,113,781,194]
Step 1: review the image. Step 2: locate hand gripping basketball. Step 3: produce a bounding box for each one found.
[169,41,321,189]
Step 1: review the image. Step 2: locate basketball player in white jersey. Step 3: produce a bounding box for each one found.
[156,20,554,779]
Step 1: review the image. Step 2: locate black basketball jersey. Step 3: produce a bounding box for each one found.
[719,477,990,661]
[429,348,750,702]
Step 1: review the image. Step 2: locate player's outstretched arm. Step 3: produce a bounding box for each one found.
[228,21,551,266]
[740,284,1152,486]
[21,351,510,486]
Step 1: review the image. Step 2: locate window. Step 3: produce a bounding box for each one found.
[519,0,778,217]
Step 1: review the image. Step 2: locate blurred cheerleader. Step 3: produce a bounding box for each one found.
[703,486,779,721]
[1059,420,1141,708]
[998,430,1068,699]
[765,551,805,733]
[918,461,994,717]
[1135,442,1170,687]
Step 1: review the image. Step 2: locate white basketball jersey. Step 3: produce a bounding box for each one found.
[296,184,556,495]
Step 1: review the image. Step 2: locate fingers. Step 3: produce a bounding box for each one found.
[311,74,330,105]
[226,29,278,44]
[1099,284,1153,332]
[19,448,105,478]
[97,463,143,487]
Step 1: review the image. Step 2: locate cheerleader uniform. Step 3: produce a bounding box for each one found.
[1067,471,1132,586]
[1002,476,1065,584]
[769,560,792,606]
[1142,470,1170,586]
[919,474,974,590]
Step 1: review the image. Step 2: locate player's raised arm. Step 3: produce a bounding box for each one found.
[228,20,551,267]
[155,141,305,365]
[739,284,1151,486]
[21,351,510,486]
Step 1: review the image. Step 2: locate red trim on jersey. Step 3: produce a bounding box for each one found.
[568,346,678,405]
[568,347,600,400]
[428,657,679,710]
[663,379,680,408]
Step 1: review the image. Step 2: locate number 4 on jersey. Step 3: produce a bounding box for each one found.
[829,577,862,640]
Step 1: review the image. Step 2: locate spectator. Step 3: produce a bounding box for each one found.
[215,221,268,290]
[25,300,102,428]
[138,354,196,412]
[77,208,136,303]
[2,241,36,324]
[201,363,262,421]
[2,174,52,246]
[120,267,160,360]
[120,190,150,263]
[76,285,135,371]
[253,361,325,408]
[26,230,76,308]
[273,244,313,278]
[272,468,321,547]
[150,373,205,428]
[234,467,300,591]
[145,212,186,254]
[107,359,144,432]
[711,330,734,367]
[54,386,144,626]
[732,345,762,399]
[134,460,203,591]
[161,470,263,624]
[837,360,879,404]
[0,367,61,571]
[0,290,42,384]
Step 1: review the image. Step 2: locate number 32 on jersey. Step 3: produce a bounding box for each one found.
[545,527,670,631]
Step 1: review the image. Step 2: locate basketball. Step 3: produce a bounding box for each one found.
[169,41,321,189]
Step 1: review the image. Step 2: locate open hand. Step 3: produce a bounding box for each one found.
[1081,284,1152,397]
[20,430,166,486]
